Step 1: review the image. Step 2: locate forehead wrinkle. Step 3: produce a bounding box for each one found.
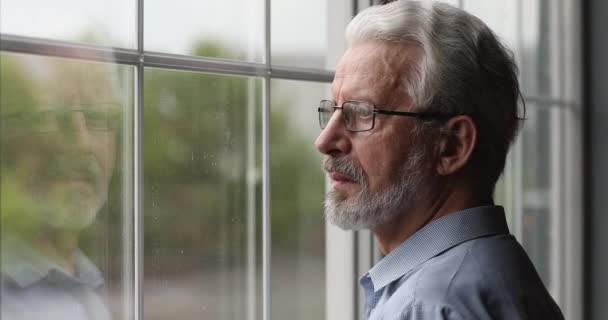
[332,73,377,103]
[333,41,413,105]
[333,53,368,102]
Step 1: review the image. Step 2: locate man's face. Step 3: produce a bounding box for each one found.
[315,41,434,230]
[1,59,119,231]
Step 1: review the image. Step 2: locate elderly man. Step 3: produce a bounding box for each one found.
[316,1,564,319]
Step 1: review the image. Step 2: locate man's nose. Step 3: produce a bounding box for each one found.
[61,111,93,151]
[314,109,351,157]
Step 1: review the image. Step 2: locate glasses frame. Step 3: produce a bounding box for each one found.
[318,99,457,132]
[1,102,123,134]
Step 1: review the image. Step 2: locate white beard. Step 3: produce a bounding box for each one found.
[323,145,430,230]
[36,182,107,230]
[1,155,109,231]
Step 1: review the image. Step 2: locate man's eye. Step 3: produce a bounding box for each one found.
[84,104,122,130]
[84,111,105,128]
[354,106,373,118]
[321,106,334,114]
[25,111,57,132]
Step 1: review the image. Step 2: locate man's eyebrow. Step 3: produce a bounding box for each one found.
[331,87,374,104]
[349,95,374,103]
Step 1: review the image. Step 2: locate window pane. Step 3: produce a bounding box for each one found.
[271,79,327,319]
[463,0,519,57]
[496,104,561,295]
[0,0,135,48]
[143,69,262,319]
[518,0,560,99]
[464,0,561,99]
[272,0,328,69]
[520,105,556,291]
[145,0,264,62]
[1,52,134,319]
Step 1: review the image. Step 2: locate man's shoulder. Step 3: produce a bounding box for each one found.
[412,235,542,297]
[389,234,564,319]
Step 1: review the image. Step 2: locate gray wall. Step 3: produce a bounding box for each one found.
[589,0,608,318]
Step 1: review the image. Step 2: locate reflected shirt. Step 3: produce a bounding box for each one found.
[1,235,110,320]
[360,206,564,320]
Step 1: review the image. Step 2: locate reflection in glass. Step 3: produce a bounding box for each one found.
[271,79,327,319]
[143,69,262,320]
[0,0,135,48]
[145,0,264,61]
[0,52,133,320]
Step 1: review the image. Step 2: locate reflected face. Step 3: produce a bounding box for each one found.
[315,41,433,229]
[1,60,120,231]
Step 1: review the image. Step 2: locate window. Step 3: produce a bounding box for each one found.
[0,1,347,319]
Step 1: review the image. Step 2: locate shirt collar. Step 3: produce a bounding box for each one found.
[1,234,104,289]
[366,205,510,292]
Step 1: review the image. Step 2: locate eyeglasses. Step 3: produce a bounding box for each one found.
[1,102,122,135]
[318,100,456,132]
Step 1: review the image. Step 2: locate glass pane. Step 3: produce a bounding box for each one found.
[271,79,327,319]
[463,0,519,57]
[272,0,328,69]
[518,0,560,99]
[143,69,262,319]
[0,0,135,48]
[1,52,134,319]
[464,0,560,99]
[520,105,555,291]
[495,104,560,294]
[145,0,264,62]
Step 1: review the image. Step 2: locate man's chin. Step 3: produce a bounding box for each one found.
[324,194,370,231]
[44,203,101,230]
[328,182,361,201]
[325,210,368,231]
[30,189,105,231]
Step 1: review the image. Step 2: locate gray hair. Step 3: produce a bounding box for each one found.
[346,0,522,191]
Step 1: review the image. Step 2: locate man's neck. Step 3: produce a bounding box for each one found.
[35,229,80,275]
[371,179,492,255]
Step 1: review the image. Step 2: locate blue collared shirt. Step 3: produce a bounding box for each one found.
[360,206,564,320]
[1,235,110,320]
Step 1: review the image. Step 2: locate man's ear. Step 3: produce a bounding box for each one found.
[436,115,477,176]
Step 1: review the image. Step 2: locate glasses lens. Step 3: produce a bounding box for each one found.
[318,100,335,129]
[84,103,122,131]
[343,101,374,131]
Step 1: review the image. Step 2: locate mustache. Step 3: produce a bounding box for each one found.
[40,154,104,186]
[322,156,367,184]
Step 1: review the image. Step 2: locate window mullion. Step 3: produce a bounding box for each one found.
[134,0,144,319]
[263,0,272,319]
